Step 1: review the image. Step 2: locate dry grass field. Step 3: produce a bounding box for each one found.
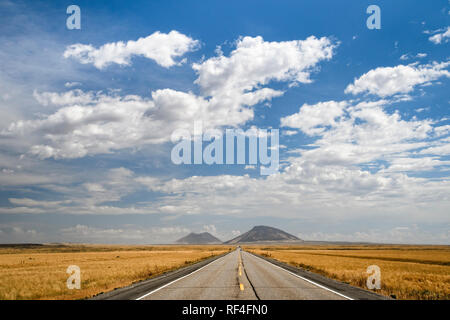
[244,244,450,300]
[0,244,232,300]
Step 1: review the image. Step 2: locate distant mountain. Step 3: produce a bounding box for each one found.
[225,226,301,244]
[175,232,222,244]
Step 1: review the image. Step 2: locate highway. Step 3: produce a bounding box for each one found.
[137,249,347,300]
[93,248,386,300]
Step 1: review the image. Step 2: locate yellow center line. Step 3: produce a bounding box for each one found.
[238,251,243,277]
[238,251,244,291]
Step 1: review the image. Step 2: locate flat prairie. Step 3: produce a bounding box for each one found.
[0,244,232,300]
[244,244,450,300]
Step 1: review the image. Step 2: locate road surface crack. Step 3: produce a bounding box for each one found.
[241,252,260,300]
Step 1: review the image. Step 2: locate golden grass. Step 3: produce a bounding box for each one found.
[0,244,232,300]
[243,244,450,300]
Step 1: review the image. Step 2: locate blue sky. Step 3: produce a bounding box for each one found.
[0,0,449,244]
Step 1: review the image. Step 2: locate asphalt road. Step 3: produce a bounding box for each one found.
[93,248,387,300]
[120,249,385,300]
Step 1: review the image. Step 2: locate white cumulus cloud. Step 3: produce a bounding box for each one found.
[280,101,348,136]
[63,30,200,69]
[345,62,450,97]
[193,35,336,97]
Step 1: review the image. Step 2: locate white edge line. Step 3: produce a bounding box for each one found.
[247,251,354,300]
[135,251,234,300]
